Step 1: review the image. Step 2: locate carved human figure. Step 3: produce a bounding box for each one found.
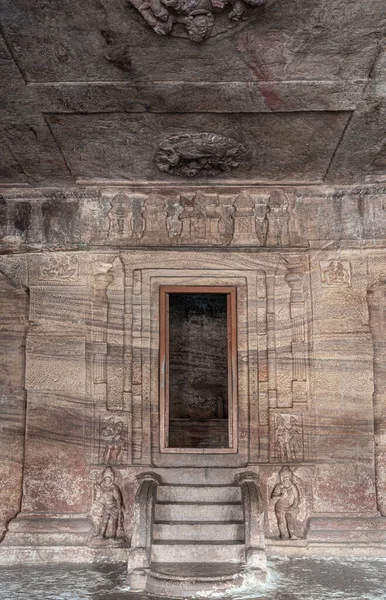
[321,260,350,286]
[166,199,183,242]
[271,467,300,540]
[101,418,125,465]
[275,415,290,461]
[41,255,78,280]
[93,467,124,540]
[288,417,303,461]
[266,191,290,246]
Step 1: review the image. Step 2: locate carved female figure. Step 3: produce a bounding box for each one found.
[271,467,300,539]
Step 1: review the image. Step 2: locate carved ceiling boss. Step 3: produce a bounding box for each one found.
[129,0,265,43]
[155,132,248,177]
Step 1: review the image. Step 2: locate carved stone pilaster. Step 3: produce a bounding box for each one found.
[367,280,386,516]
[88,257,115,464]
[285,266,307,405]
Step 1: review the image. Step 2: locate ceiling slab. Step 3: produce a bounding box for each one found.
[1,0,385,83]
[46,111,350,183]
[0,0,385,186]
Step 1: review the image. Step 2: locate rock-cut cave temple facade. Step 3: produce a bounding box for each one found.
[1,0,386,594]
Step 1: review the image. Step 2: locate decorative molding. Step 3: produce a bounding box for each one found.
[285,264,308,405]
[367,279,386,516]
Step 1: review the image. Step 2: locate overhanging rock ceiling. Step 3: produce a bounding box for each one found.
[0,0,385,186]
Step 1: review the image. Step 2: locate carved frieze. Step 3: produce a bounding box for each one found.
[177,192,223,244]
[154,133,248,177]
[0,256,28,289]
[129,0,265,43]
[266,191,290,247]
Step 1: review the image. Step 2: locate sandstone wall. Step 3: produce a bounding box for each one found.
[0,184,385,558]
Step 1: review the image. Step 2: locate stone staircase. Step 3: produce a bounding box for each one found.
[152,483,245,564]
[127,470,267,596]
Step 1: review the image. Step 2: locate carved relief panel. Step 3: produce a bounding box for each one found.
[264,465,314,540]
[101,189,300,249]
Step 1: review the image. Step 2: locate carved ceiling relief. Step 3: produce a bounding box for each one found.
[129,0,265,43]
[154,133,248,177]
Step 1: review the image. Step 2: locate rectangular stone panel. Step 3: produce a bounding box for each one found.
[26,336,86,394]
[1,0,383,83]
[29,286,87,335]
[46,112,350,183]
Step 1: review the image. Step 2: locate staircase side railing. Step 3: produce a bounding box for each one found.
[127,472,161,575]
[234,471,267,570]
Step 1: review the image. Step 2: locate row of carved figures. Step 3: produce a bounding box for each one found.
[107,190,291,246]
[91,466,302,543]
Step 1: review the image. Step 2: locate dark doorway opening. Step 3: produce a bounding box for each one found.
[160,286,237,453]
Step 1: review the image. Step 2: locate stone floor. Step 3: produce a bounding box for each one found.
[1,558,386,600]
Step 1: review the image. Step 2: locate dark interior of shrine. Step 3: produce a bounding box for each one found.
[168,292,229,448]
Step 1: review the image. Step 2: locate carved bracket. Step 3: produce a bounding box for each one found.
[127,472,162,576]
[234,471,266,570]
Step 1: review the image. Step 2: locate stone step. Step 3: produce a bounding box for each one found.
[151,543,245,564]
[153,522,244,542]
[155,503,243,523]
[141,563,268,597]
[157,485,241,504]
[155,468,245,486]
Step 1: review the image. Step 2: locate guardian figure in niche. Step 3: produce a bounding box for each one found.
[93,467,124,541]
[129,0,264,43]
[271,467,301,540]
